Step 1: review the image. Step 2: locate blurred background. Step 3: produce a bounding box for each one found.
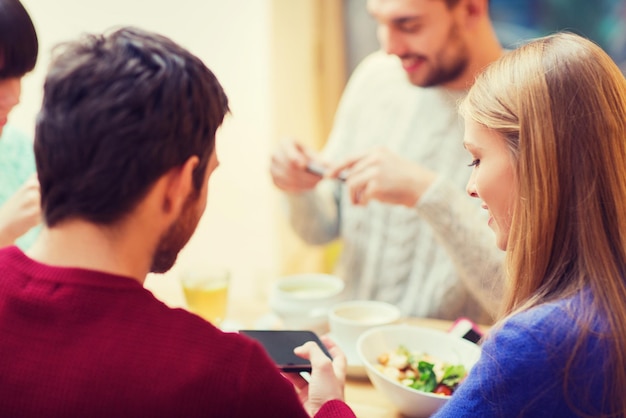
[14,0,626,309]
[345,0,626,72]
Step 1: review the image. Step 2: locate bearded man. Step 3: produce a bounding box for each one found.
[271,0,505,323]
[0,26,353,418]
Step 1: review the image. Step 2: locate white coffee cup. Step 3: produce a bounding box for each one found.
[269,273,345,334]
[328,300,402,367]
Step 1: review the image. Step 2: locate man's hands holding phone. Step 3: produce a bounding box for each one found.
[270,140,435,209]
[270,140,326,193]
[270,139,346,193]
[239,330,332,372]
[290,335,347,417]
[240,330,347,417]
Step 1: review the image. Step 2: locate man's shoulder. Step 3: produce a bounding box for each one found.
[339,51,436,113]
[0,246,27,269]
[356,50,399,72]
[349,50,410,88]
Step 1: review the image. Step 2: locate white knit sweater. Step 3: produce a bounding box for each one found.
[286,51,504,323]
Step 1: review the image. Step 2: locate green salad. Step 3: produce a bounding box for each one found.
[375,345,467,396]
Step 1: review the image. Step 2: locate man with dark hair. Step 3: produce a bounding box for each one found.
[0,26,355,417]
[0,0,41,249]
[271,0,504,324]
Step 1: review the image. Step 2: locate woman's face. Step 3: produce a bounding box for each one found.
[0,77,21,135]
[464,119,517,251]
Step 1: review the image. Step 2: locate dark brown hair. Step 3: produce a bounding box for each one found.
[0,0,38,78]
[35,27,229,226]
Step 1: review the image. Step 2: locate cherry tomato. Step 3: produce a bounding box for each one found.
[433,384,453,396]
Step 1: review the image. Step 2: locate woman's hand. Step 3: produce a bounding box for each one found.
[0,175,41,247]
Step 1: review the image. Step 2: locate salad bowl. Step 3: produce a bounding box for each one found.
[356,324,482,417]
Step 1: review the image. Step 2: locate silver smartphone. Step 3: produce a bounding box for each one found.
[305,162,347,182]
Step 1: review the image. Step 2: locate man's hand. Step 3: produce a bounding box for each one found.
[327,147,436,207]
[287,336,347,417]
[270,139,326,193]
[0,175,41,247]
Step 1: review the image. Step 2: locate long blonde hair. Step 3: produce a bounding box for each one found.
[461,32,626,417]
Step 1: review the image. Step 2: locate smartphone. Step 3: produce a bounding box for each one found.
[305,162,347,182]
[448,317,483,344]
[239,330,332,373]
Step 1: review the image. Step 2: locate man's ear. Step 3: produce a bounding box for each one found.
[459,0,487,28]
[162,156,199,217]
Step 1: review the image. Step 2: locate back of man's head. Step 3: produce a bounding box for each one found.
[35,26,229,227]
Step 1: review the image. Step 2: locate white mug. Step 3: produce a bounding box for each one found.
[328,300,402,363]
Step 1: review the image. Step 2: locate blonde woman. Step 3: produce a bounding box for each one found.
[433,32,626,417]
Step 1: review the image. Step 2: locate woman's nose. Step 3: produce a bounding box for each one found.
[466,181,478,198]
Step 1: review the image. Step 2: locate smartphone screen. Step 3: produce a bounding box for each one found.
[239,330,332,373]
[460,327,482,344]
[448,318,483,344]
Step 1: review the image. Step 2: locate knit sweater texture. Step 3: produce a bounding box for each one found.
[434,292,611,417]
[286,51,504,323]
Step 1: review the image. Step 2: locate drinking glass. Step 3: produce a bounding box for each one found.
[180,266,230,326]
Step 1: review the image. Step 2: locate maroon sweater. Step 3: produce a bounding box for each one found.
[0,247,355,418]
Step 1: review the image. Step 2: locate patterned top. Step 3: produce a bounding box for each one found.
[0,124,39,249]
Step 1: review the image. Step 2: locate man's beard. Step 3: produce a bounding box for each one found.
[150,191,202,273]
[408,24,470,88]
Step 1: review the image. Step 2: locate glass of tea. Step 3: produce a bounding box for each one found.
[180,265,230,326]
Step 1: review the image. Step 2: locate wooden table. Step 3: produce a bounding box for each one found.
[224,296,457,418]
[145,279,465,417]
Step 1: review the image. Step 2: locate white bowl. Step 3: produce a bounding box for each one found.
[268,273,345,333]
[357,324,481,418]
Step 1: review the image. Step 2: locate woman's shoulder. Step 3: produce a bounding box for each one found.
[491,295,594,348]
[0,124,32,147]
[469,293,609,416]
[480,292,608,394]
[506,292,602,334]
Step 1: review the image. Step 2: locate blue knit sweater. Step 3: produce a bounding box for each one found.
[434,292,612,417]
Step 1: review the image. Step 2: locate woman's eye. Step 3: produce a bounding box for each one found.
[467,159,480,167]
